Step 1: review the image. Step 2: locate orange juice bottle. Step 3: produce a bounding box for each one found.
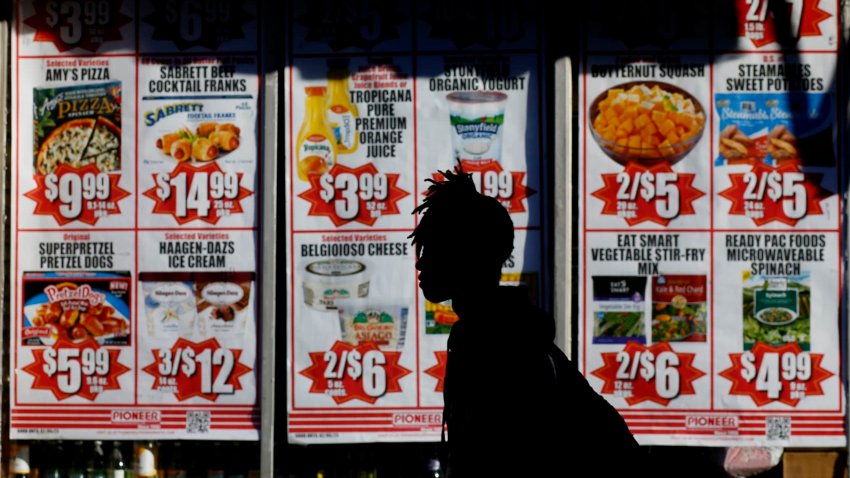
[296,86,336,181]
[326,60,359,155]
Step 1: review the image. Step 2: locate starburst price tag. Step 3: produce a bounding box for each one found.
[431,161,534,214]
[591,342,705,406]
[22,338,129,401]
[299,341,411,404]
[720,342,833,406]
[25,164,130,226]
[592,162,704,226]
[299,163,409,227]
[720,162,830,226]
[24,0,132,52]
[736,0,833,48]
[142,338,253,402]
[142,161,253,225]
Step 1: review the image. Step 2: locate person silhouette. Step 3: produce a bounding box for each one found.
[411,164,644,477]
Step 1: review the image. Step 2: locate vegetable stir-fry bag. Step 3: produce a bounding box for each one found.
[592,276,647,344]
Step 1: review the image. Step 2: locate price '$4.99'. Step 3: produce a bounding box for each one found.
[740,351,811,399]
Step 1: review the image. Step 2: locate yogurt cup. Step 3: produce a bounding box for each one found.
[446,91,508,163]
[302,259,370,310]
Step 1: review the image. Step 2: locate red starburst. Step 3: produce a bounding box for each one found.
[299,341,411,405]
[141,338,253,402]
[591,341,706,406]
[24,164,131,226]
[736,0,832,48]
[22,338,130,401]
[25,0,132,52]
[719,161,831,226]
[591,161,705,226]
[142,161,253,225]
[719,342,833,407]
[424,351,448,392]
[299,163,410,227]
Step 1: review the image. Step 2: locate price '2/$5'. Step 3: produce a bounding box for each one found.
[742,171,807,219]
[616,171,680,219]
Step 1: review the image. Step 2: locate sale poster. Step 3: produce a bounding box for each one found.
[11,0,262,439]
[285,0,546,443]
[579,1,844,446]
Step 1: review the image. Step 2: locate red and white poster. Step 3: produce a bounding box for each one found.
[285,0,546,443]
[11,0,262,440]
[580,1,844,446]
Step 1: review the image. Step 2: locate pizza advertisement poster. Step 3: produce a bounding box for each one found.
[11,0,262,440]
[285,0,547,444]
[579,2,844,447]
[19,57,136,230]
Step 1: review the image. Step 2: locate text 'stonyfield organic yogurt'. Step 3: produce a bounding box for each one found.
[302,259,370,310]
[336,300,408,350]
[446,91,507,163]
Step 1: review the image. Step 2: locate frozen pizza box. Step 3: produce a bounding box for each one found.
[33,81,122,175]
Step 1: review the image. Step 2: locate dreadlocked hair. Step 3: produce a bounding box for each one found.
[410,163,514,269]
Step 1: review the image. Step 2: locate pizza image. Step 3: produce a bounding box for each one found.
[35,117,121,175]
[33,81,122,175]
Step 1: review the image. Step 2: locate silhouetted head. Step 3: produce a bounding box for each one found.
[410,165,514,303]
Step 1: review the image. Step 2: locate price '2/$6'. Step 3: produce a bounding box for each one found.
[616,350,681,399]
[42,347,110,395]
[323,349,387,398]
[740,351,812,399]
[155,170,240,218]
[45,172,111,219]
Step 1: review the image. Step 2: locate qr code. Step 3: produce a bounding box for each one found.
[186,411,211,434]
[766,416,791,440]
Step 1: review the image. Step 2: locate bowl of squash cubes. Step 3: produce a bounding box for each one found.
[590,81,706,165]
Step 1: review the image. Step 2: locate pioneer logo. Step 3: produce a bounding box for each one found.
[685,415,739,430]
[111,410,161,424]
